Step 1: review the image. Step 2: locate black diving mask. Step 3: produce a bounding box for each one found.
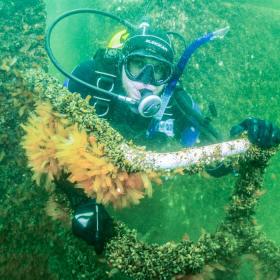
[124,54,173,86]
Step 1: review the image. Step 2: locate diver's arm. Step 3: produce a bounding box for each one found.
[173,87,221,142]
[173,87,233,177]
[172,86,201,147]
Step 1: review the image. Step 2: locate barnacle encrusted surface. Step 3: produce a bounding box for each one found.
[1,0,280,279]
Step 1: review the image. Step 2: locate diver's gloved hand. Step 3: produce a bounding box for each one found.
[230,117,280,148]
[72,199,114,254]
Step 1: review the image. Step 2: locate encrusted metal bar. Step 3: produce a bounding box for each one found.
[120,139,251,171]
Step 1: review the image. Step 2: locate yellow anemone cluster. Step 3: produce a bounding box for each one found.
[21,102,67,186]
[21,102,161,208]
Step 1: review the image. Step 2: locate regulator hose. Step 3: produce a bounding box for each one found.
[45,9,137,101]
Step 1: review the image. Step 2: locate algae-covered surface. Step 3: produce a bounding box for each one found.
[1,0,280,279]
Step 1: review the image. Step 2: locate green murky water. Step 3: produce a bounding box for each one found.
[1,0,280,279]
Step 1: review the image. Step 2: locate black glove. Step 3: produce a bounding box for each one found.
[72,199,114,254]
[230,117,280,148]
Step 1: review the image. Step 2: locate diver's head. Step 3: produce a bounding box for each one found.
[121,23,174,101]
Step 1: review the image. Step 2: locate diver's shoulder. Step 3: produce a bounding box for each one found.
[172,84,193,107]
[73,59,95,73]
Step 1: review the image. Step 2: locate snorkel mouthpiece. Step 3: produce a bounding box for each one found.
[138,89,162,118]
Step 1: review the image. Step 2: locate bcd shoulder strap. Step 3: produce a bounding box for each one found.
[93,48,121,88]
[90,48,122,117]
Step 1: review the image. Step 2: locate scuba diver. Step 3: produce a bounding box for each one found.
[46,10,280,254]
[65,25,206,147]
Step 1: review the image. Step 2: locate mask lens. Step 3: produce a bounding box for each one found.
[126,56,145,77]
[153,61,172,82]
[125,55,172,85]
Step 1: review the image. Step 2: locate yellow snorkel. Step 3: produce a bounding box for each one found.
[107,30,129,48]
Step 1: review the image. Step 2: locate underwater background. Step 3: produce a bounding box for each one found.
[1,0,280,279]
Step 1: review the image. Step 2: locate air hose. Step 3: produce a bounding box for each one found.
[45,8,137,104]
